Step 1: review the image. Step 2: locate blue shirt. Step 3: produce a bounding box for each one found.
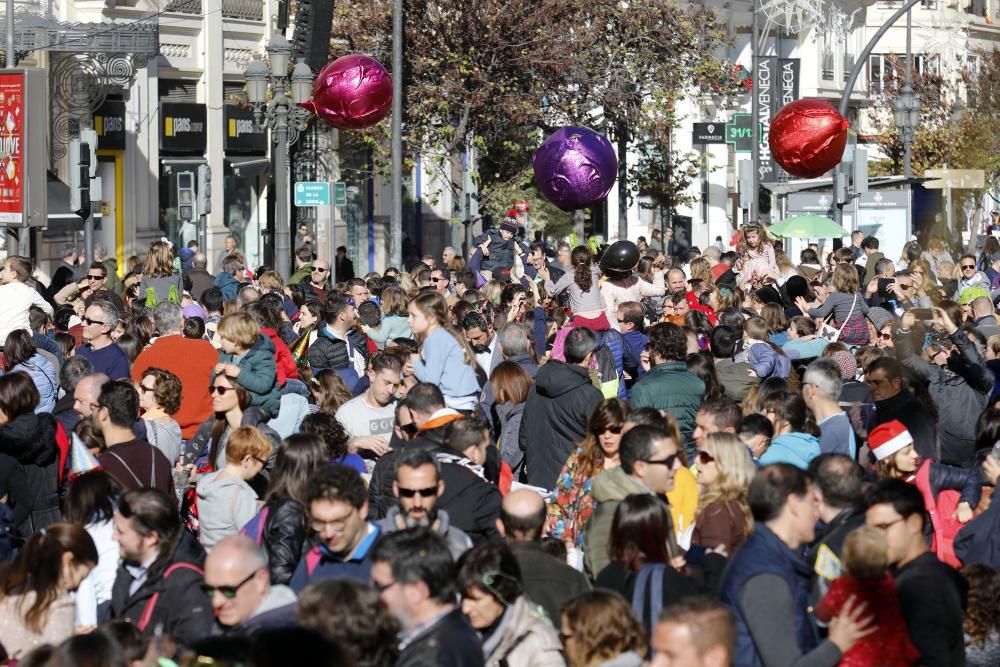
[76,342,131,380]
[289,522,381,592]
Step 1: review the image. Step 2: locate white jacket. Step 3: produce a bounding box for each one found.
[74,519,119,627]
[0,281,53,345]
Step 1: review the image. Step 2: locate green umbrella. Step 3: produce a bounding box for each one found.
[768,214,850,239]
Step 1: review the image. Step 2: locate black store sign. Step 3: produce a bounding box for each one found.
[94,100,126,150]
[160,102,207,153]
[224,105,267,154]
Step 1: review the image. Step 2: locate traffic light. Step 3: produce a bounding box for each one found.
[69,138,91,219]
[197,164,212,215]
[177,171,196,223]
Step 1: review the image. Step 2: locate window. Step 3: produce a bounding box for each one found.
[822,51,834,81]
[868,54,890,92]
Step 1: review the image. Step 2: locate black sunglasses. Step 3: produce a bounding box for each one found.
[696,450,716,465]
[397,486,437,498]
[312,267,329,273]
[210,385,235,395]
[82,317,105,327]
[643,454,679,468]
[200,570,259,599]
[86,274,104,280]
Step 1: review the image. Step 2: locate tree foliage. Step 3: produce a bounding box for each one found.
[330,0,730,231]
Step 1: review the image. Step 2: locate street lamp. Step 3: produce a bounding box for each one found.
[893,84,921,180]
[244,33,314,279]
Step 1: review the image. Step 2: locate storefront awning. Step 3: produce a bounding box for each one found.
[44,171,102,234]
[226,156,270,177]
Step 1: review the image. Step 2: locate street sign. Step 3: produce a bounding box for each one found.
[692,122,726,144]
[294,181,331,207]
[726,114,758,154]
[334,181,347,207]
[922,168,984,190]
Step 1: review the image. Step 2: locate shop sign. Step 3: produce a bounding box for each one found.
[224,105,267,154]
[94,100,126,150]
[0,72,25,224]
[161,102,207,153]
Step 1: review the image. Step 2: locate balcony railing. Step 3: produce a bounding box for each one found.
[165,0,201,14]
[165,0,262,20]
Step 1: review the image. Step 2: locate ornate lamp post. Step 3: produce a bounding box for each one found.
[893,84,921,180]
[244,33,313,278]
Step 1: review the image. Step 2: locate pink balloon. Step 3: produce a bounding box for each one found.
[299,54,392,130]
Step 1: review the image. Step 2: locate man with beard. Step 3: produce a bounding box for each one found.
[378,447,472,559]
[461,308,500,375]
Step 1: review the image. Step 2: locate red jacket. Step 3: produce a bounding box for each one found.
[263,328,298,386]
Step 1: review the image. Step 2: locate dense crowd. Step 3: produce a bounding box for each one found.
[0,219,998,667]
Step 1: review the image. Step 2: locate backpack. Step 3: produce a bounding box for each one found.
[240,506,271,545]
[913,460,963,568]
[136,561,204,632]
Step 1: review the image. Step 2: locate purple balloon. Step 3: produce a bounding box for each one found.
[532,127,618,211]
[300,54,392,131]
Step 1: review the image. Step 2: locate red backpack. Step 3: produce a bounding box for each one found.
[912,460,963,568]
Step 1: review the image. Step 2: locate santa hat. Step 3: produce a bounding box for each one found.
[500,209,520,234]
[869,420,913,461]
[69,432,103,480]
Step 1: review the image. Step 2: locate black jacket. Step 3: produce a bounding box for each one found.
[0,412,62,536]
[509,541,591,625]
[0,453,31,529]
[52,392,80,435]
[369,425,502,544]
[805,505,866,604]
[307,325,367,372]
[262,498,306,586]
[873,391,940,462]
[396,607,485,667]
[109,530,215,647]
[895,551,968,667]
[955,485,1000,569]
[519,361,603,490]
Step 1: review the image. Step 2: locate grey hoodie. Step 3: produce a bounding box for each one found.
[196,471,259,550]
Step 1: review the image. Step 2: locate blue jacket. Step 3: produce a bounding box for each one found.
[12,354,58,414]
[213,272,242,302]
[759,432,821,470]
[719,524,820,667]
[289,522,381,593]
[621,331,648,397]
[412,327,480,407]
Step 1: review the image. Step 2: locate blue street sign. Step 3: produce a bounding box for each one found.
[294,181,331,207]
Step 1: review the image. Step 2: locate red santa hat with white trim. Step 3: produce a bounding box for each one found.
[869,420,913,461]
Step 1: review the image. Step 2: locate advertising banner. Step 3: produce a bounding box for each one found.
[0,72,25,224]
[756,56,778,182]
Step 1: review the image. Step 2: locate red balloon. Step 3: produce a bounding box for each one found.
[769,99,849,179]
[299,54,392,130]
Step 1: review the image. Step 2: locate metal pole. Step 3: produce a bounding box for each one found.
[390,0,403,269]
[274,95,290,279]
[903,7,913,180]
[5,0,13,69]
[750,0,760,222]
[833,0,924,228]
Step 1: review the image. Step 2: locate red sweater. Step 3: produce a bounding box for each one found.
[131,335,218,439]
[263,328,298,386]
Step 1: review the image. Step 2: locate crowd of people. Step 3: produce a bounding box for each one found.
[0,221,998,667]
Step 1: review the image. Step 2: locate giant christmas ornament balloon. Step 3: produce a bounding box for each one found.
[300,54,392,130]
[533,127,618,211]
[768,99,849,179]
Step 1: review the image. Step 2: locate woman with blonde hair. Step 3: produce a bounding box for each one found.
[365,285,412,348]
[560,590,645,667]
[689,256,714,285]
[798,263,869,347]
[138,240,183,307]
[692,432,755,554]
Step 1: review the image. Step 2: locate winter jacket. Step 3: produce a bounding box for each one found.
[519,361,603,490]
[496,401,526,471]
[143,415,183,464]
[196,470,259,550]
[747,343,791,380]
[894,551,968,667]
[412,327,481,410]
[714,359,760,403]
[109,530,214,647]
[262,327,298,386]
[895,325,993,467]
[261,498,307,586]
[307,324,368,374]
[629,361,705,456]
[0,412,62,536]
[483,595,565,667]
[955,485,1000,569]
[219,333,282,418]
[509,541,591,625]
[11,354,58,413]
[479,353,539,444]
[75,518,119,627]
[584,467,649,576]
[213,272,242,302]
[377,506,472,559]
[396,607,485,667]
[621,331,648,395]
[910,458,981,569]
[759,432,821,470]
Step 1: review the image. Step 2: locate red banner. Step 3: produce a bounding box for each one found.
[0,72,24,224]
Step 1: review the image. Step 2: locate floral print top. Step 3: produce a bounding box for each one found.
[545,449,598,549]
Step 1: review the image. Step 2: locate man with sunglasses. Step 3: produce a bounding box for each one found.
[585,425,682,575]
[378,448,472,559]
[76,298,130,379]
[953,253,991,301]
[203,534,297,633]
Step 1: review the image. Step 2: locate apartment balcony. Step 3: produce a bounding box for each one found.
[165,0,262,20]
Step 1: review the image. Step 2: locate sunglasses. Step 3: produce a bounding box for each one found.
[200,570,258,599]
[696,450,716,465]
[397,486,437,498]
[138,383,156,394]
[601,425,623,435]
[879,332,893,340]
[82,317,105,327]
[210,385,235,395]
[86,274,104,280]
[961,264,976,270]
[643,454,679,468]
[312,267,329,273]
